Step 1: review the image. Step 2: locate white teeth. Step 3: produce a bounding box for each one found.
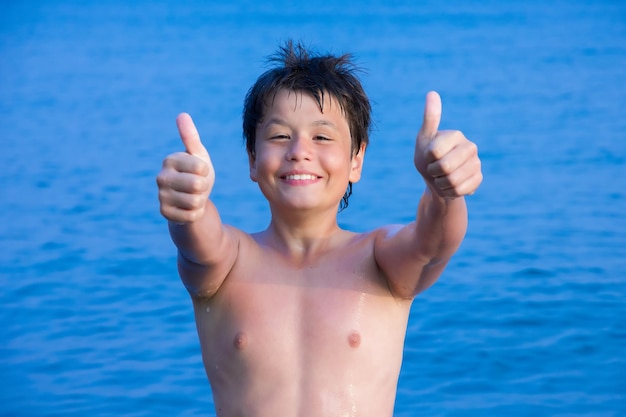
[285,174,317,181]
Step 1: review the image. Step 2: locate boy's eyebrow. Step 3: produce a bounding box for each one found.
[311,120,339,130]
[263,118,339,131]
[264,117,289,127]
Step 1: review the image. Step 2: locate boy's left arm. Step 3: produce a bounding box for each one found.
[374,91,483,299]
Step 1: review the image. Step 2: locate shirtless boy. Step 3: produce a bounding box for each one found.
[157,42,482,416]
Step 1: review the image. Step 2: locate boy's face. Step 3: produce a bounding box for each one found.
[249,88,365,213]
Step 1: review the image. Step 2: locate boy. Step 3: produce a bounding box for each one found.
[157,41,482,416]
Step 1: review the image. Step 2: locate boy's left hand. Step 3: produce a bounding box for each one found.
[414,91,482,199]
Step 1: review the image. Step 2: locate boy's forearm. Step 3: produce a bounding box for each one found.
[414,184,468,264]
[168,200,228,266]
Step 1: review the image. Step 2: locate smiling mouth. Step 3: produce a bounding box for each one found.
[283,174,319,181]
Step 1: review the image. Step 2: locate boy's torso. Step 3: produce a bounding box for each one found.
[191,228,413,417]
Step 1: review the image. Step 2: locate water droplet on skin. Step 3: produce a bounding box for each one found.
[206,306,210,313]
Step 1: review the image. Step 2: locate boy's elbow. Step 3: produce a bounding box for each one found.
[178,255,226,299]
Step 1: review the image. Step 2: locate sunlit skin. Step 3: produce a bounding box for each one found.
[249,89,366,248]
[156,89,482,416]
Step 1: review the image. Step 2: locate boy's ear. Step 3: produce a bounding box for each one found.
[348,143,366,183]
[248,152,258,182]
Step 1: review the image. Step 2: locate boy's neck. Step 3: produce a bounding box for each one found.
[260,209,346,264]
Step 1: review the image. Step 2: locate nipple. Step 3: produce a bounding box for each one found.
[347,331,361,349]
[233,332,248,350]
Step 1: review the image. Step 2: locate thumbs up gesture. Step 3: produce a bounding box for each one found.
[157,113,215,223]
[414,92,482,199]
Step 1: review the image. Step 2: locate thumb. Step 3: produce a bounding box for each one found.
[176,113,209,158]
[418,91,442,142]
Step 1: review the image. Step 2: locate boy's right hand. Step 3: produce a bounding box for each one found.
[157,113,215,224]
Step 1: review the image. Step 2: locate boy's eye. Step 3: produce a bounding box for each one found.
[315,135,331,141]
[270,134,289,140]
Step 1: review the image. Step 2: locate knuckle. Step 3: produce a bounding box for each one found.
[156,172,169,188]
[434,176,449,189]
[470,158,482,176]
[178,195,193,210]
[162,153,181,168]
[475,172,484,186]
[160,206,179,222]
[429,145,444,161]
[451,130,466,143]
[190,158,208,175]
[178,210,192,222]
[157,188,168,202]
[190,176,207,193]
[187,208,204,223]
[447,172,460,187]
[192,194,207,208]
[198,160,210,177]
[466,143,478,159]
[180,194,204,210]
[438,159,451,174]
[426,163,439,177]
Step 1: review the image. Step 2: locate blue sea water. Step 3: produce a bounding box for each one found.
[1,0,625,416]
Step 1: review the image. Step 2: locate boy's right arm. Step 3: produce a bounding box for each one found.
[156,113,238,298]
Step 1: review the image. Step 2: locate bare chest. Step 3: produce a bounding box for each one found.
[193,247,410,370]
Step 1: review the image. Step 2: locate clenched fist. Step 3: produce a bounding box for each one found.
[157,113,215,223]
[414,91,482,199]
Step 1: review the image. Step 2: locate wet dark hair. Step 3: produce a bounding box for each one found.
[242,40,371,211]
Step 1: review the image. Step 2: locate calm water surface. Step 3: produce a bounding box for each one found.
[1,1,625,416]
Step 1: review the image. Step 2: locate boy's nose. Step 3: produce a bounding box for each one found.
[286,136,312,161]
